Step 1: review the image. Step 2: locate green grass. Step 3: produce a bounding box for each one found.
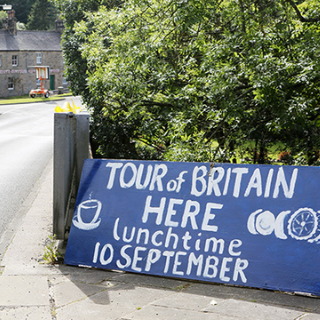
[0,93,72,105]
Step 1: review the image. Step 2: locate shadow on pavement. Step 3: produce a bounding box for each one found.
[55,264,320,315]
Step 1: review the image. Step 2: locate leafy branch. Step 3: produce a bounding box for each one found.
[286,0,320,23]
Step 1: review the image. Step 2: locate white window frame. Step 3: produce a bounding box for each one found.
[8,77,14,90]
[36,52,42,64]
[12,55,18,66]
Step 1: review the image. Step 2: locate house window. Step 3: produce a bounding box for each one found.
[8,77,14,90]
[12,55,18,66]
[36,52,42,64]
[0,56,2,67]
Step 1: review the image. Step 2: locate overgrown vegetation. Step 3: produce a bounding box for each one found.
[42,234,62,265]
[54,0,320,165]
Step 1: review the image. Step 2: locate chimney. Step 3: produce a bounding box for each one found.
[2,10,17,36]
[55,18,64,33]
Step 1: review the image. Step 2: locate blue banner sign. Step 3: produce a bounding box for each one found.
[65,159,320,296]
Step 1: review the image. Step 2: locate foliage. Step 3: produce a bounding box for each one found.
[0,0,59,29]
[0,0,36,24]
[26,0,59,30]
[56,0,320,165]
[0,10,6,28]
[16,21,26,30]
[42,234,62,265]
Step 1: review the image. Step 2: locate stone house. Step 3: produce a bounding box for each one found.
[0,10,66,98]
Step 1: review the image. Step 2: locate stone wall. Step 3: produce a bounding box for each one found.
[0,50,65,98]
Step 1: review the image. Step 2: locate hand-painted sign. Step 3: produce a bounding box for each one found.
[64,159,320,296]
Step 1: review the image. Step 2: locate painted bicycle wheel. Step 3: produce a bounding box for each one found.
[288,208,318,240]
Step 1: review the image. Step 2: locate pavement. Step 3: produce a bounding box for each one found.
[0,159,320,320]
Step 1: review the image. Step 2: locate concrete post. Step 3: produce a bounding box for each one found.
[53,112,90,240]
[74,113,90,192]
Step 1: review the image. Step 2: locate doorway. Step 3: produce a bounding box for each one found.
[50,75,55,90]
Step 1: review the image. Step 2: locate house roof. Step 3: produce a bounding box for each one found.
[0,30,62,51]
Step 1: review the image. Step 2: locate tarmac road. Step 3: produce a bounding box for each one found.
[0,96,82,262]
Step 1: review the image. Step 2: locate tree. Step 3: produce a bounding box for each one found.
[26,0,58,30]
[56,0,320,165]
[0,0,36,24]
[0,10,6,28]
[54,0,131,158]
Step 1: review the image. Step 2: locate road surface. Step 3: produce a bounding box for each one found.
[0,96,83,262]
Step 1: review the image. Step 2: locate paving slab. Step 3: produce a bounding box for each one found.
[121,304,238,320]
[0,276,49,307]
[301,315,320,320]
[55,285,172,320]
[53,265,124,284]
[150,291,221,311]
[184,282,320,313]
[53,279,110,308]
[2,264,62,276]
[108,272,192,290]
[0,306,52,320]
[203,298,305,320]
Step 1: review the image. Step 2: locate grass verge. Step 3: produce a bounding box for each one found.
[0,93,72,105]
